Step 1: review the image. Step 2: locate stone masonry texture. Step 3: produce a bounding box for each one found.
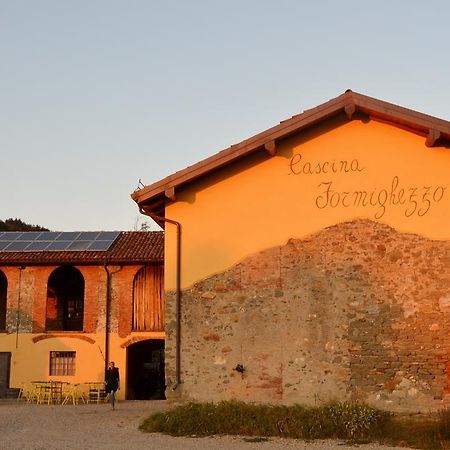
[165,219,450,413]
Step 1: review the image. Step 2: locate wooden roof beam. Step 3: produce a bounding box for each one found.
[344,103,356,120]
[425,129,441,147]
[264,140,277,156]
[165,187,176,201]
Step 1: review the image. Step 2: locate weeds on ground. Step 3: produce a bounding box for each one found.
[139,401,450,448]
[139,400,386,440]
[373,408,450,450]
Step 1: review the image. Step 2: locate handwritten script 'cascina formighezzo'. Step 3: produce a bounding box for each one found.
[289,153,446,219]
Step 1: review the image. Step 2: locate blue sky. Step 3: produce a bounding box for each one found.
[1,0,449,231]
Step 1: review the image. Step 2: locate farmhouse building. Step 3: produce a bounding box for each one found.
[0,231,165,400]
[132,90,450,412]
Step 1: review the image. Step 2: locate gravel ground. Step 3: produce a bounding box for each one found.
[0,400,410,450]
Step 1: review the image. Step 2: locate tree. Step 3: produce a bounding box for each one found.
[0,218,49,232]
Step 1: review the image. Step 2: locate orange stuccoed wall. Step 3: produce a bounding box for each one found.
[162,116,450,412]
[165,117,449,290]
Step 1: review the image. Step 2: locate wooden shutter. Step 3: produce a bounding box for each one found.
[132,266,164,331]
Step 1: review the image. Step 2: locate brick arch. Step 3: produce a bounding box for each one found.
[32,333,95,344]
[120,336,164,349]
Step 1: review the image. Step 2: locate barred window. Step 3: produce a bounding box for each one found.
[49,351,76,376]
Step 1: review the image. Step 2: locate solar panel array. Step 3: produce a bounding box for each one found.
[0,231,121,252]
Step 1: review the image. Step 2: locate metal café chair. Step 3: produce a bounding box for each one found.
[86,382,106,404]
[50,381,64,404]
[61,383,87,405]
[18,382,38,403]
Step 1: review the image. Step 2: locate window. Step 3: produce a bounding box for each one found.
[49,351,76,376]
[132,265,164,331]
[46,266,84,331]
[0,270,7,331]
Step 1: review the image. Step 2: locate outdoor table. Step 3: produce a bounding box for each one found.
[30,381,65,404]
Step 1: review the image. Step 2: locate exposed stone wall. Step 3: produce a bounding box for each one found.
[3,267,35,333]
[165,219,450,412]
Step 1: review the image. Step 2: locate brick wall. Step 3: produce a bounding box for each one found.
[0,264,147,335]
[166,219,450,412]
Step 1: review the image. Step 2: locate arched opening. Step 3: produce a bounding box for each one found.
[46,266,84,331]
[126,339,165,400]
[0,270,7,331]
[132,265,164,331]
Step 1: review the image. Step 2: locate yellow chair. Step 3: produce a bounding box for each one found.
[62,383,87,405]
[36,382,52,404]
[29,382,47,403]
[18,383,36,402]
[86,382,106,404]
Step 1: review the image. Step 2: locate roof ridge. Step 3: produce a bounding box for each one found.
[131,90,450,217]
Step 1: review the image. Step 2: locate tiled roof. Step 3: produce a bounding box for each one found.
[132,89,450,218]
[0,231,163,265]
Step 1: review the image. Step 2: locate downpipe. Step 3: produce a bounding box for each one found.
[139,208,181,391]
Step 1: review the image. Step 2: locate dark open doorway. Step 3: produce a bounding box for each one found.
[126,339,165,400]
[0,352,11,398]
[46,266,84,331]
[0,270,7,331]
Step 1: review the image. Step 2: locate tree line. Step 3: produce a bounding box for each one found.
[0,218,49,232]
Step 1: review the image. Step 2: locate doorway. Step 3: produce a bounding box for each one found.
[0,352,11,398]
[126,340,165,400]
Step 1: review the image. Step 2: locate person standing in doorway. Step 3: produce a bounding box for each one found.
[105,361,120,410]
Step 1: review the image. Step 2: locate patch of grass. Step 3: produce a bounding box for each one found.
[366,408,450,449]
[140,401,450,448]
[139,400,387,440]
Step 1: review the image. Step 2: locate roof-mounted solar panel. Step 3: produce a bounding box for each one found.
[38,232,60,240]
[46,241,71,251]
[0,232,21,242]
[98,231,120,240]
[66,240,91,250]
[0,231,120,252]
[17,232,42,240]
[26,241,51,251]
[88,240,114,251]
[55,232,80,241]
[77,232,100,241]
[5,241,31,251]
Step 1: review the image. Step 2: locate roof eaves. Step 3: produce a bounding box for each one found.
[352,92,450,137]
[0,231,164,265]
[132,90,450,211]
[131,91,351,206]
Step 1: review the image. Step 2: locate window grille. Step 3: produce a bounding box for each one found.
[49,351,76,376]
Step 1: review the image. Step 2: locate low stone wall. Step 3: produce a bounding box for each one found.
[165,219,450,412]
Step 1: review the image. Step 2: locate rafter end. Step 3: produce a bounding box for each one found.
[344,103,356,120]
[165,187,176,201]
[425,129,441,147]
[264,140,277,156]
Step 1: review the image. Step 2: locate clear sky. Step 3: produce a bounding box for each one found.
[1,0,449,231]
